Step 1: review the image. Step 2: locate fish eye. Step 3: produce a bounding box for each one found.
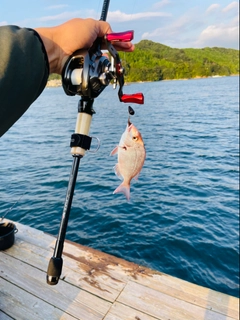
[133,136,138,141]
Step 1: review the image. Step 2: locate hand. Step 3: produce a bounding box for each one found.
[35,18,135,74]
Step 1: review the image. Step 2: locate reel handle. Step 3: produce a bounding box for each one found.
[105,30,134,42]
[120,93,144,104]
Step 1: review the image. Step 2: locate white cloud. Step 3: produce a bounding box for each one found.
[37,11,82,22]
[153,0,171,9]
[142,28,161,39]
[222,1,238,12]
[195,2,239,49]
[10,9,99,27]
[46,5,69,10]
[206,4,221,14]
[142,8,202,41]
[196,24,239,49]
[140,2,240,49]
[108,10,171,22]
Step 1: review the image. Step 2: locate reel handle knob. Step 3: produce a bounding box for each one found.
[106,30,134,42]
[120,93,144,104]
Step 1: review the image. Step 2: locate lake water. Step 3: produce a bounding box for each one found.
[0,76,239,298]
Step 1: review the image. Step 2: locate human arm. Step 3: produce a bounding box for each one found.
[0,18,134,137]
[0,26,49,137]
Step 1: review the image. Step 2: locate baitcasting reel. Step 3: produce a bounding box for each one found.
[62,31,144,104]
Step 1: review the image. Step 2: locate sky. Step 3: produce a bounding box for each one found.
[0,0,239,49]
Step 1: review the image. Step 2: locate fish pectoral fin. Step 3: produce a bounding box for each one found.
[110,146,119,156]
[114,164,123,180]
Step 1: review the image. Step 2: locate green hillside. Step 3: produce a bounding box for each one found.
[120,40,239,82]
[49,40,239,83]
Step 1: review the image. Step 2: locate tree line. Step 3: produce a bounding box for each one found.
[120,40,239,82]
[49,40,239,82]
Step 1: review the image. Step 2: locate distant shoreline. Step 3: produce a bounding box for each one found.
[46,79,62,87]
[46,74,239,88]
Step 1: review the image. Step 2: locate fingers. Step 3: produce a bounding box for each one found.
[97,20,113,36]
[102,41,134,53]
[96,20,134,52]
[112,42,135,52]
[36,17,135,74]
[102,42,134,52]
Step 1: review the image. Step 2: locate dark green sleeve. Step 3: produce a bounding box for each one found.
[0,25,49,137]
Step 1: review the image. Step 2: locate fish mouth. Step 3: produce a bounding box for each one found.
[128,118,132,127]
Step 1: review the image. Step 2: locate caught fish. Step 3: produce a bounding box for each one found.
[110,119,146,200]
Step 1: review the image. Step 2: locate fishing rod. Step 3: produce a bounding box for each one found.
[46,0,144,285]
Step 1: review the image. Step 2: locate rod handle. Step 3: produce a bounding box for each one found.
[46,257,63,285]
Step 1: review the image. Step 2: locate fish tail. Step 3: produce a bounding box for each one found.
[113,183,130,201]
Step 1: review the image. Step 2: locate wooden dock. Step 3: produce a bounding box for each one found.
[0,220,239,320]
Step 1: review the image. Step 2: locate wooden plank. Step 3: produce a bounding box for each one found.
[61,242,239,319]
[117,281,237,320]
[0,253,111,320]
[13,221,56,249]
[3,237,124,302]
[2,220,239,320]
[62,238,239,319]
[104,302,159,320]
[0,278,76,320]
[13,220,142,286]
[8,221,134,293]
[130,271,239,318]
[5,220,240,315]
[12,221,145,284]
[18,230,239,319]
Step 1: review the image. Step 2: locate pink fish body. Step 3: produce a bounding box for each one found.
[110,120,146,200]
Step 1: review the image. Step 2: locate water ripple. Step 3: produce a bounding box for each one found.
[0,76,239,297]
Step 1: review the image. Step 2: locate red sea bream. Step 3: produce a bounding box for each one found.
[110,119,146,200]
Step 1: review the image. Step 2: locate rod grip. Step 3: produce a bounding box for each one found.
[46,257,63,285]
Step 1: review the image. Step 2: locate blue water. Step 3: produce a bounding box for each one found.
[0,76,239,297]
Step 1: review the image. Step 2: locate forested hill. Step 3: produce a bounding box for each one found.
[48,40,239,83]
[120,40,239,82]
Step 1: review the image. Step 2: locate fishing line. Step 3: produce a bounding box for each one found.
[0,191,26,221]
[96,0,102,19]
[130,0,137,20]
